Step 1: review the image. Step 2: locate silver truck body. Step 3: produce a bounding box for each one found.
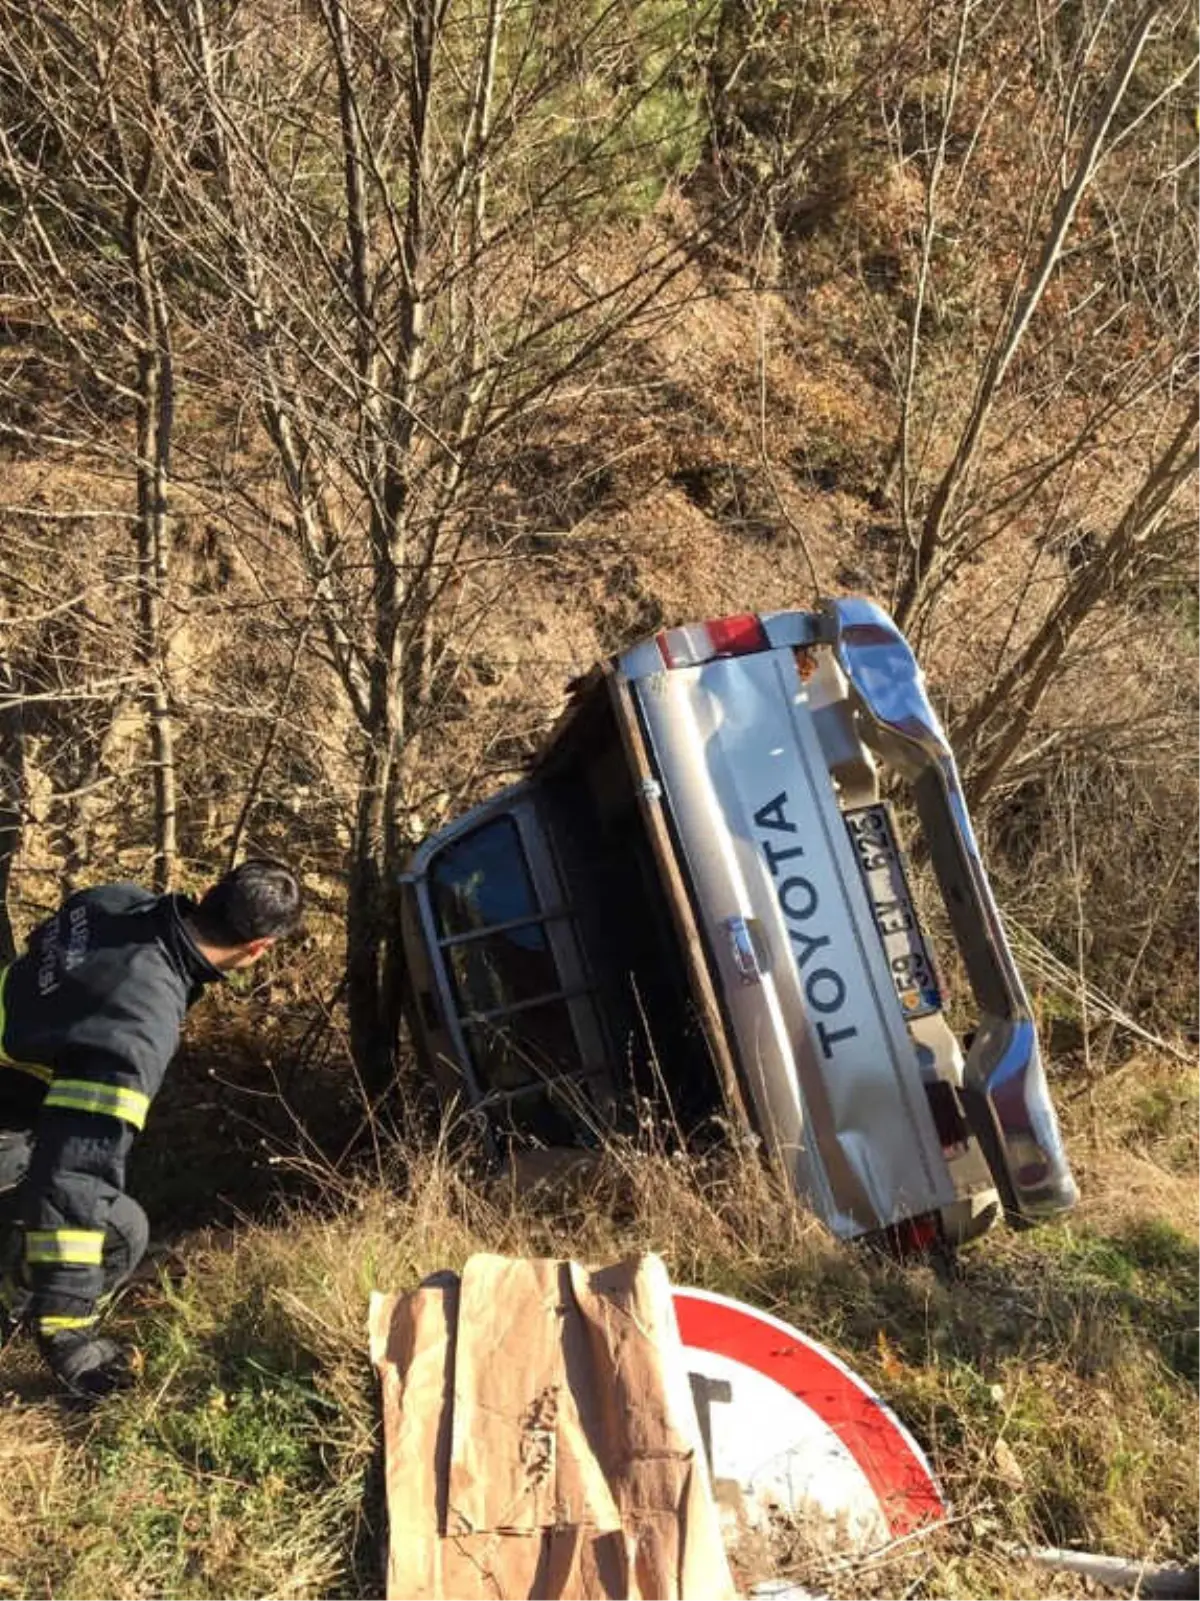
[398,597,1077,1245]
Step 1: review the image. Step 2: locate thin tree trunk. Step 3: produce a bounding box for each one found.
[345,723,411,1089]
[143,291,177,891]
[0,653,23,963]
[127,153,178,892]
[189,0,373,729]
[894,0,973,554]
[344,0,441,1088]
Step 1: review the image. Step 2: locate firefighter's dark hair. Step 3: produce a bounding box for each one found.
[192,859,303,946]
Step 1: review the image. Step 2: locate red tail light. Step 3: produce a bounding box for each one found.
[708,614,768,656]
[657,613,768,668]
[892,1212,940,1257]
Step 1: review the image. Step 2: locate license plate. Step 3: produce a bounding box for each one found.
[844,803,941,1020]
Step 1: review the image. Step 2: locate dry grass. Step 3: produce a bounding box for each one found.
[0,1051,1195,1600]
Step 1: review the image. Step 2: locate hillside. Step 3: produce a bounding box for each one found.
[0,1,1196,1597]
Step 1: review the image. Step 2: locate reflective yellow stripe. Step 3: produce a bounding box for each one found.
[26,1229,106,1266]
[43,1079,149,1130]
[0,966,54,1083]
[36,1314,98,1334]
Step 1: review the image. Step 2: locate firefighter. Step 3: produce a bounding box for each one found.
[0,859,302,1401]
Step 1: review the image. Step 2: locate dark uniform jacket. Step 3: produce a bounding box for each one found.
[0,884,223,1337]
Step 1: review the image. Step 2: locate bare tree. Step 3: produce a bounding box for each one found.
[871,0,1196,635]
[961,396,1198,804]
[111,10,179,889]
[0,0,185,887]
[152,0,727,1081]
[894,3,1168,625]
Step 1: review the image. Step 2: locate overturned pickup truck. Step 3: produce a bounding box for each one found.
[398,597,1077,1250]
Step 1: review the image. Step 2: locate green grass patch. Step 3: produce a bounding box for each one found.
[1,1115,1196,1598]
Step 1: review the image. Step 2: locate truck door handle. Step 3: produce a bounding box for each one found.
[723,916,766,985]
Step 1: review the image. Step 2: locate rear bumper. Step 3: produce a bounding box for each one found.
[825,597,1078,1222]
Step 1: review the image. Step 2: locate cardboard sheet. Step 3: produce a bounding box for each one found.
[368,1253,737,1600]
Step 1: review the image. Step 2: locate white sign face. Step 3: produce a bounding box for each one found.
[673,1288,945,1555]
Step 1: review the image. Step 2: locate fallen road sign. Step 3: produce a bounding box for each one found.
[673,1286,946,1552]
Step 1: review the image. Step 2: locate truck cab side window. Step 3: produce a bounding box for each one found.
[430,816,536,936]
[428,817,583,1093]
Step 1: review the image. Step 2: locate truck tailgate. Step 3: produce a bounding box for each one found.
[633,650,955,1236]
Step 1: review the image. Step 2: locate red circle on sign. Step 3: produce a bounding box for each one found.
[673,1288,945,1538]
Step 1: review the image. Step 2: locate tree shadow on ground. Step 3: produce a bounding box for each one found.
[127,998,435,1239]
